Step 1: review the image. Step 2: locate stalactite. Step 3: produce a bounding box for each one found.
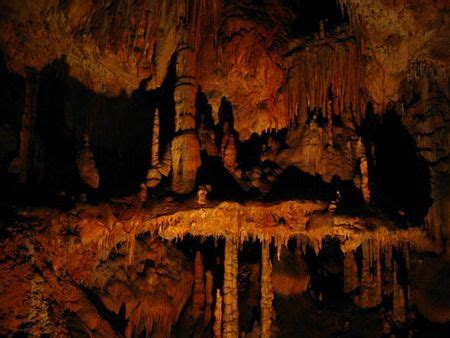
[223,237,239,338]
[286,38,364,131]
[205,270,214,325]
[392,259,407,323]
[383,244,393,297]
[9,69,39,184]
[343,250,359,293]
[192,250,205,319]
[261,240,274,338]
[355,240,382,308]
[213,289,223,338]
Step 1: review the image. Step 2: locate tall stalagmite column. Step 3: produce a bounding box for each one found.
[261,241,274,338]
[170,16,201,193]
[146,108,162,188]
[10,69,39,184]
[223,237,239,338]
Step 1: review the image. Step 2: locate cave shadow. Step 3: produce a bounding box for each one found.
[0,53,176,206]
[195,90,249,200]
[266,166,335,201]
[361,107,432,224]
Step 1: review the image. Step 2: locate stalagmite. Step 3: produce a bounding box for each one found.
[192,250,205,319]
[343,251,359,293]
[151,108,160,167]
[214,289,223,338]
[146,108,162,188]
[76,134,100,190]
[360,156,371,204]
[356,138,371,204]
[9,69,39,184]
[205,271,214,325]
[220,122,239,175]
[261,240,274,338]
[223,237,239,338]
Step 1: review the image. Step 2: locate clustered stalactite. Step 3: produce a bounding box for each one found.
[286,37,365,128]
[343,240,411,324]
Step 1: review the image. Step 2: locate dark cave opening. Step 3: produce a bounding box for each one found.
[283,0,349,37]
[363,109,432,224]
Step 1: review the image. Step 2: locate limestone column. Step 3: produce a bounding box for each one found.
[192,250,205,319]
[170,21,201,194]
[214,289,223,338]
[261,240,274,338]
[205,271,214,325]
[223,237,239,338]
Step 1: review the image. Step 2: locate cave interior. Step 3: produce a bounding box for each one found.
[0,0,449,337]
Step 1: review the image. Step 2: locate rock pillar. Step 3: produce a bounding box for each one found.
[223,237,239,338]
[261,240,274,338]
